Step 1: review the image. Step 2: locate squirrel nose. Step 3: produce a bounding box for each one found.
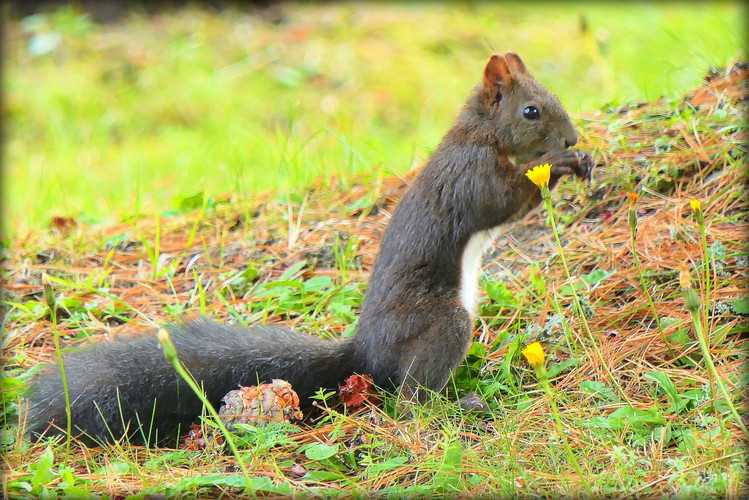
[565,136,578,148]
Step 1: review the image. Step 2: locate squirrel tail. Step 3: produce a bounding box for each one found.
[25,318,356,445]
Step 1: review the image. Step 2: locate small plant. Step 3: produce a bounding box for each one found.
[627,192,671,353]
[41,273,72,463]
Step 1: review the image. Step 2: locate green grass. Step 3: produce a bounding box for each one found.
[4,2,745,236]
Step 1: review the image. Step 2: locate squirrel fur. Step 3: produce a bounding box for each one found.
[26,53,594,444]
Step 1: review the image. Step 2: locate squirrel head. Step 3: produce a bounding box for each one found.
[465,53,578,164]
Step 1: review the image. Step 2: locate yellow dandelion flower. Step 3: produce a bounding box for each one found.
[522,341,545,368]
[525,163,552,189]
[689,199,701,212]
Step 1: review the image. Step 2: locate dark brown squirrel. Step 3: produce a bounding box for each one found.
[26,53,594,445]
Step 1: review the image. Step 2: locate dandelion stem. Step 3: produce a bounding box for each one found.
[541,188,631,404]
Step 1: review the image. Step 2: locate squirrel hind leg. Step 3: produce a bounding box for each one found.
[394,306,473,403]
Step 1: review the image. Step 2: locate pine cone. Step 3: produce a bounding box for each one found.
[219,379,303,430]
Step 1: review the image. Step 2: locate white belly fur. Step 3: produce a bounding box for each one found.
[459,226,504,316]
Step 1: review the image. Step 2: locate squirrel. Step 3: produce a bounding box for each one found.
[25,53,594,445]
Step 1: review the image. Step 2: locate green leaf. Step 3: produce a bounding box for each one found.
[271,480,293,495]
[644,371,686,412]
[528,263,546,294]
[545,357,581,379]
[560,269,615,296]
[278,260,308,280]
[263,280,303,290]
[40,487,56,500]
[581,406,667,430]
[302,276,333,292]
[434,439,463,488]
[580,416,620,430]
[61,486,94,499]
[31,446,54,490]
[711,323,731,344]
[498,337,523,396]
[303,470,346,482]
[730,299,749,315]
[7,481,32,493]
[177,473,248,488]
[581,269,615,286]
[580,381,619,402]
[611,406,667,426]
[368,456,409,474]
[442,439,463,469]
[175,191,206,212]
[304,443,339,461]
[559,281,585,296]
[104,233,131,248]
[0,374,26,393]
[241,264,260,282]
[347,195,374,212]
[484,281,519,308]
[464,341,487,364]
[57,298,83,310]
[668,327,693,347]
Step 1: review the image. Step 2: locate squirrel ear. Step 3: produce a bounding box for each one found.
[504,52,527,74]
[483,54,513,92]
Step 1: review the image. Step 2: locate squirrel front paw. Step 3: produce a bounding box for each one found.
[535,149,595,181]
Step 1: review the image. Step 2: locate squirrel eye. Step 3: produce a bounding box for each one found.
[523,106,540,120]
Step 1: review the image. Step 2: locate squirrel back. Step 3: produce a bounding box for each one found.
[25,53,593,444]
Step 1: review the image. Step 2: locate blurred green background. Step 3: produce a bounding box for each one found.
[4,1,746,236]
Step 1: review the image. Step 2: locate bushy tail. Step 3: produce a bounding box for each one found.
[25,319,356,445]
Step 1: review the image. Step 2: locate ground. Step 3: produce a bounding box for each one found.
[1,62,747,498]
